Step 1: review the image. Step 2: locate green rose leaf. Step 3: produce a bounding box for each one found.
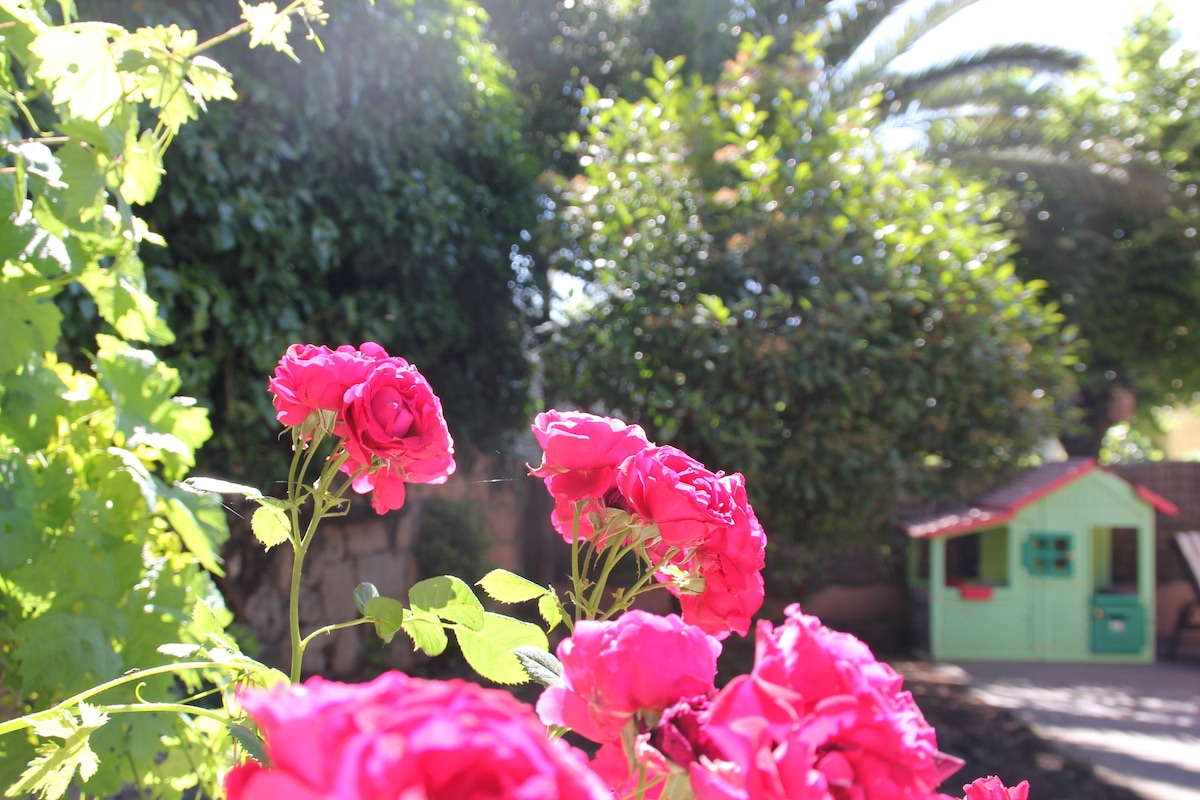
[476,568,551,604]
[512,645,565,688]
[228,724,270,767]
[454,612,549,686]
[353,582,380,615]
[250,505,290,550]
[182,477,264,500]
[362,596,406,644]
[400,609,447,655]
[409,575,484,631]
[537,594,564,632]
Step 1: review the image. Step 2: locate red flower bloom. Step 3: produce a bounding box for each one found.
[961,776,1031,800]
[694,605,962,800]
[536,611,721,743]
[268,343,395,430]
[225,673,609,800]
[340,360,455,513]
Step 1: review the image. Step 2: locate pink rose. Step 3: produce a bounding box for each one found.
[536,611,721,743]
[268,343,397,429]
[225,673,610,800]
[961,777,1031,800]
[530,410,651,501]
[617,446,744,549]
[652,473,767,637]
[692,606,960,800]
[340,360,456,513]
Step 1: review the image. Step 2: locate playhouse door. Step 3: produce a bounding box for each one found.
[1023,532,1088,658]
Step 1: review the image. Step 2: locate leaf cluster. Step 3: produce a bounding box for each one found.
[0,1,310,795]
[356,571,558,686]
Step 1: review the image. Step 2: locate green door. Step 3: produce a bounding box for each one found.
[1023,532,1087,658]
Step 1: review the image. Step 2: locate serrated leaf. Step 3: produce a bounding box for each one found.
[240,1,296,60]
[538,594,564,632]
[362,596,405,644]
[105,446,157,510]
[6,704,108,800]
[454,612,549,685]
[228,723,270,766]
[53,140,107,221]
[0,268,63,375]
[476,568,550,604]
[354,582,379,614]
[28,23,128,125]
[78,253,175,345]
[118,129,163,206]
[400,610,447,655]
[513,646,565,688]
[182,476,263,499]
[250,505,290,550]
[409,575,484,631]
[159,481,228,575]
[186,56,236,105]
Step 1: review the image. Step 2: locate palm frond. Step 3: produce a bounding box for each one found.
[943,145,1180,218]
[814,0,907,67]
[833,0,984,91]
[883,44,1088,107]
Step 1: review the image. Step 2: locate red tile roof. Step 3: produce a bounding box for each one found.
[903,458,1178,538]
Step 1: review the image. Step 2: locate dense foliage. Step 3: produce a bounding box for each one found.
[0,1,299,793]
[74,0,541,483]
[537,38,1076,561]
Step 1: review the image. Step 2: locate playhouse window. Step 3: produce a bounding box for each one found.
[944,528,1009,587]
[1093,526,1139,593]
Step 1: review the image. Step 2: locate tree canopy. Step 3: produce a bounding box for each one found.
[74,0,542,481]
[536,37,1076,565]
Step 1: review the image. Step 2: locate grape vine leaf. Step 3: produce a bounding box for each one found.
[6,702,108,800]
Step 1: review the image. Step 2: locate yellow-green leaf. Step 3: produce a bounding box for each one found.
[250,504,290,550]
[454,612,549,685]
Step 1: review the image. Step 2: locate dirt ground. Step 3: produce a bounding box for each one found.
[901,663,1142,800]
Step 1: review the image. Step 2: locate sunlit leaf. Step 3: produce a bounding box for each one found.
[409,575,484,630]
[476,568,549,604]
[454,612,548,685]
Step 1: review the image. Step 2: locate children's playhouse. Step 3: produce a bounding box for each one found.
[905,458,1177,662]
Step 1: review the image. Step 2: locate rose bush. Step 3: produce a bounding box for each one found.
[3,343,1035,800]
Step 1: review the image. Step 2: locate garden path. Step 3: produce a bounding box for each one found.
[946,660,1200,800]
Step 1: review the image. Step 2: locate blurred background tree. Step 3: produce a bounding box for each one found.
[75,0,541,483]
[925,2,1200,454]
[533,38,1076,577]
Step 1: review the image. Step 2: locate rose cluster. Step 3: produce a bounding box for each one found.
[267,343,455,513]
[225,673,611,800]
[537,607,1026,800]
[529,410,767,637]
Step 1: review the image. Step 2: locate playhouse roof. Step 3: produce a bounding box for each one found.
[904,458,1179,538]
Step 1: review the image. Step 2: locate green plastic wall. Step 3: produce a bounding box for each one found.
[924,469,1156,662]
